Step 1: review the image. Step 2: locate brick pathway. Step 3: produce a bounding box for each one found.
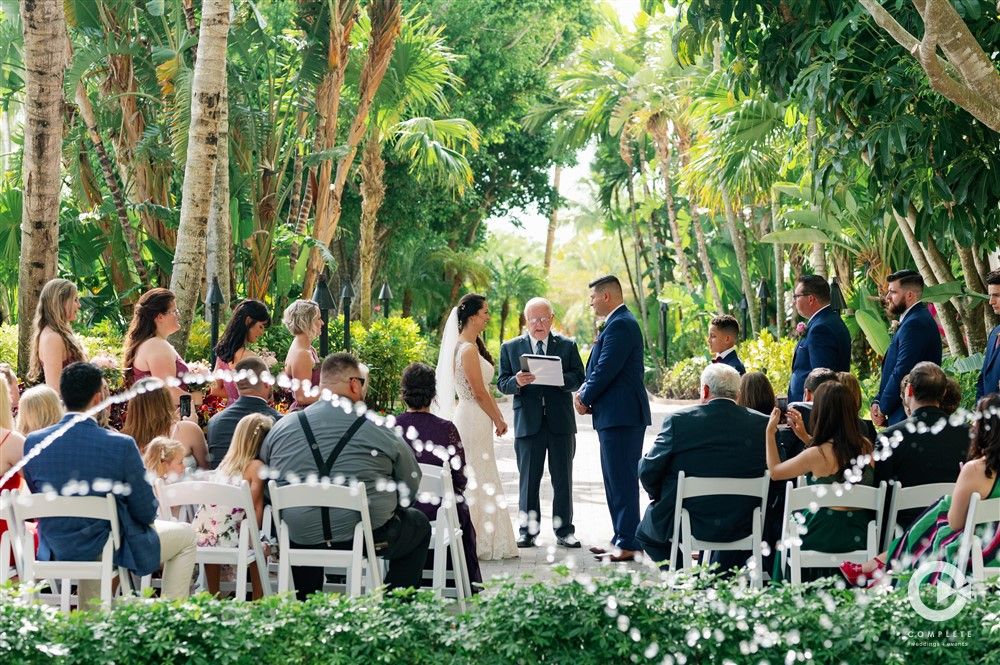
[478,397,686,584]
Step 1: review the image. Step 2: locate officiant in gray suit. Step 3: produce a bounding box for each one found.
[498,298,586,549]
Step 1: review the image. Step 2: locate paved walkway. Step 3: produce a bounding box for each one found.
[478,397,686,584]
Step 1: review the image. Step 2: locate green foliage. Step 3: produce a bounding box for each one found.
[737,329,796,395]
[356,316,428,413]
[184,318,212,363]
[2,571,999,664]
[942,354,982,413]
[660,355,708,399]
[0,323,16,367]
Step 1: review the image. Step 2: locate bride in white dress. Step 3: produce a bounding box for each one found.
[435,294,519,560]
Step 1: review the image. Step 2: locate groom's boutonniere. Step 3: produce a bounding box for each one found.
[889,320,900,337]
[595,319,607,341]
[794,321,807,338]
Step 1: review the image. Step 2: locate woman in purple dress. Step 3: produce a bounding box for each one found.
[395,362,483,590]
[212,299,271,404]
[123,288,191,405]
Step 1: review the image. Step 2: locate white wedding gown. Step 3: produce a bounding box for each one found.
[453,341,519,560]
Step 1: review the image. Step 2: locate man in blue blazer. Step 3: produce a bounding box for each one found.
[708,314,745,375]
[22,362,196,607]
[575,275,651,561]
[788,275,851,402]
[871,270,943,426]
[977,269,1000,400]
[497,297,586,548]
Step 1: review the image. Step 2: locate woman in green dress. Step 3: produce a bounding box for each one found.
[842,393,1000,586]
[764,381,876,582]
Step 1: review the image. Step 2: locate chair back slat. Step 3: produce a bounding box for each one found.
[786,482,882,512]
[269,481,366,513]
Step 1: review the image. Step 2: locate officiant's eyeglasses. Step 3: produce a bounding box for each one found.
[527,316,552,324]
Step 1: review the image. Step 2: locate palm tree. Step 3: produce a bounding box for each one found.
[487,256,547,344]
[17,0,66,373]
[169,0,231,352]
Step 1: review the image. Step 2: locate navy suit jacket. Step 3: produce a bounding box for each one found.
[977,324,1000,399]
[788,306,851,402]
[207,395,283,469]
[578,305,651,431]
[874,302,943,425]
[636,400,768,547]
[497,332,586,438]
[716,350,745,375]
[22,415,161,576]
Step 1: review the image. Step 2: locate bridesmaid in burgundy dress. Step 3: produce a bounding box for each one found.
[282,299,322,411]
[395,362,483,589]
[28,278,86,395]
[211,299,271,404]
[123,288,191,405]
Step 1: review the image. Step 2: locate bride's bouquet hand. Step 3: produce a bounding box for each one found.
[494,419,508,437]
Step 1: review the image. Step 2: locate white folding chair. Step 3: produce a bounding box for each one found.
[418,461,471,608]
[667,471,771,588]
[158,479,271,600]
[882,481,955,552]
[268,480,382,597]
[1,489,22,582]
[12,491,134,612]
[779,480,886,584]
[956,492,1000,584]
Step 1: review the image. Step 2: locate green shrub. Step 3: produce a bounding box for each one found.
[2,570,998,664]
[660,355,709,399]
[356,316,428,413]
[0,323,17,367]
[185,318,213,363]
[737,329,796,395]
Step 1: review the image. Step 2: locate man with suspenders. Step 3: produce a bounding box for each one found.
[260,353,429,599]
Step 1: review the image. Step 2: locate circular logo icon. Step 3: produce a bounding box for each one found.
[907,561,968,622]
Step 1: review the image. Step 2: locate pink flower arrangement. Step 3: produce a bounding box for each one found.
[794,322,807,337]
[91,351,118,370]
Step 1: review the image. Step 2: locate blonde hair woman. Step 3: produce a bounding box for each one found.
[29,279,86,393]
[15,385,64,437]
[191,413,273,598]
[282,299,323,410]
[122,382,208,469]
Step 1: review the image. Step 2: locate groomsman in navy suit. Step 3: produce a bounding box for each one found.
[575,275,651,562]
[871,270,943,426]
[708,314,745,375]
[787,275,851,403]
[977,269,1000,399]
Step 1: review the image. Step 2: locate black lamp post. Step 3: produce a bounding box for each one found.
[830,277,847,313]
[757,278,771,332]
[206,275,224,366]
[658,299,670,363]
[738,294,749,340]
[341,281,355,353]
[378,282,393,319]
[312,274,335,358]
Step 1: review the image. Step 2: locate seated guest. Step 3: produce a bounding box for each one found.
[259,352,429,599]
[737,371,776,415]
[844,393,1000,587]
[899,374,913,418]
[207,357,282,469]
[394,362,482,590]
[193,412,272,599]
[142,436,188,483]
[637,364,767,571]
[123,381,208,470]
[212,299,271,404]
[708,315,745,375]
[765,381,875,581]
[15,385,64,437]
[837,372,878,443]
[22,362,196,607]
[781,367,839,459]
[0,363,20,416]
[0,381,27,558]
[874,362,969,530]
[941,376,962,415]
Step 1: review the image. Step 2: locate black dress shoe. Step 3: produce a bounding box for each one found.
[517,535,537,548]
[556,535,581,548]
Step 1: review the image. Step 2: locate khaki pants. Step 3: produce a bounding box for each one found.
[79,520,197,609]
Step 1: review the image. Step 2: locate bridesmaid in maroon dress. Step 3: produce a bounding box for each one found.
[282,299,322,411]
[395,362,483,589]
[28,278,86,395]
[123,288,191,405]
[211,299,271,404]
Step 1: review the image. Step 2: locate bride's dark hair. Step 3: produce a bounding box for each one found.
[456,293,494,366]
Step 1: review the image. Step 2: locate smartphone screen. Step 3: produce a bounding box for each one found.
[179,394,192,418]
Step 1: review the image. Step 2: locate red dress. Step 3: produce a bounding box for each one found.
[1,430,26,560]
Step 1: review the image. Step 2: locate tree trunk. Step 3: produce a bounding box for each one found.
[304,0,401,297]
[624,170,649,341]
[955,241,988,351]
[358,129,385,326]
[543,165,560,275]
[678,125,721,308]
[205,71,231,312]
[770,190,785,336]
[499,298,509,346]
[648,115,693,289]
[17,0,66,375]
[169,0,231,354]
[616,227,640,308]
[722,190,759,336]
[917,215,978,350]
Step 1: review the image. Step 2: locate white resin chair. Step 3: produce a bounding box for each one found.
[882,481,955,551]
[956,492,1000,584]
[418,461,471,608]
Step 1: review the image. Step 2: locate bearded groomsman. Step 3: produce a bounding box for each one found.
[497,298,585,548]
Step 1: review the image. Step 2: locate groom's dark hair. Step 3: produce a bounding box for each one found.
[589,275,622,297]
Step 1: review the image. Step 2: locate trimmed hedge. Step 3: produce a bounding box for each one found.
[3,569,999,664]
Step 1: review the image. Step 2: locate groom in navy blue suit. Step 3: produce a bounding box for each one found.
[575,275,651,561]
[787,275,851,403]
[977,269,1000,400]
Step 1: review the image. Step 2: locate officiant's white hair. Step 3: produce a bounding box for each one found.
[523,297,553,315]
[701,363,740,400]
